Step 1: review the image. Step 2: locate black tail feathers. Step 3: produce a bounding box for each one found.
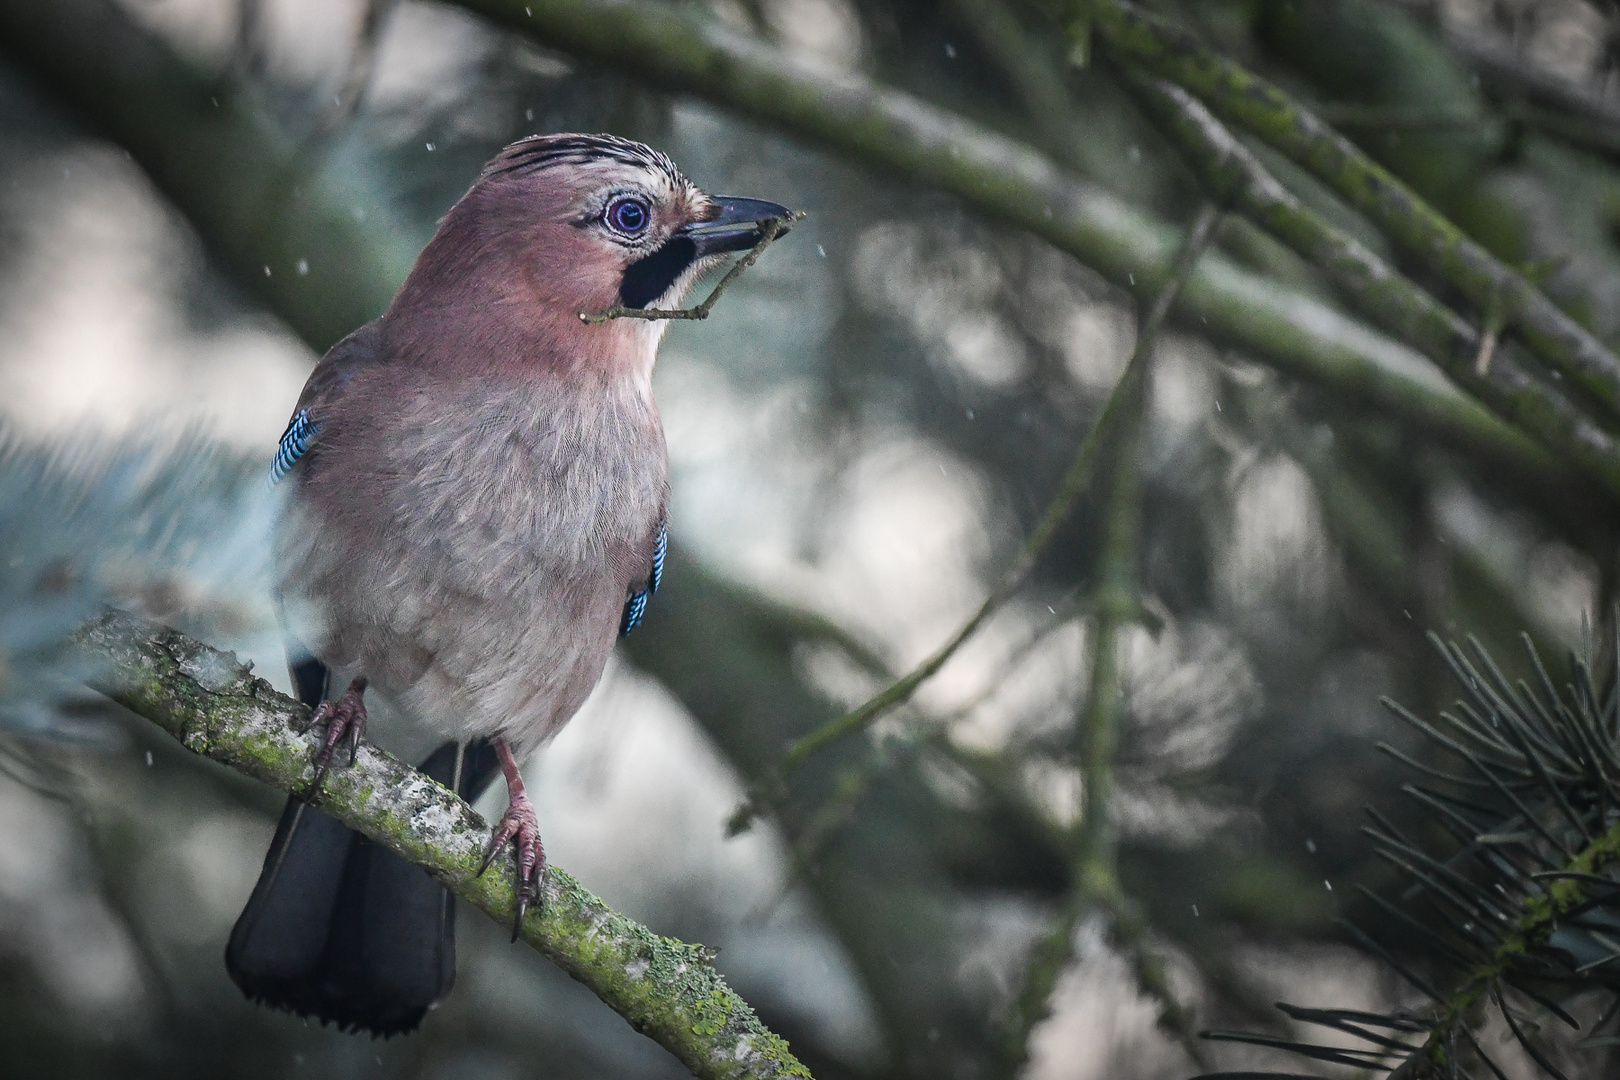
[227,656,498,1035]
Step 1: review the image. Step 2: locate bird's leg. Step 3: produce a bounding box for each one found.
[302,676,368,794]
[477,737,545,940]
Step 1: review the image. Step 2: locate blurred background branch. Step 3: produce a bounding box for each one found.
[998,201,1223,1075]
[453,0,1576,480]
[0,0,417,352]
[1088,0,1620,419]
[1125,72,1620,498]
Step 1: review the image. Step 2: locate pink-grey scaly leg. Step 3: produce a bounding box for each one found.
[477,737,546,940]
[302,676,368,795]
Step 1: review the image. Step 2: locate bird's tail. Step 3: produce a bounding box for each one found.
[226,656,497,1037]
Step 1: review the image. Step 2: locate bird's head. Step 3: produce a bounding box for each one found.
[387,134,790,378]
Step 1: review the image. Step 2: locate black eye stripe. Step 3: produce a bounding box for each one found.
[620,236,697,308]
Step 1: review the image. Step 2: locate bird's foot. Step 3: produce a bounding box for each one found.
[302,677,368,795]
[478,792,546,940]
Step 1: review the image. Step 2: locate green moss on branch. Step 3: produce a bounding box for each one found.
[73,609,811,1080]
[1127,73,1620,499]
[1087,0,1620,420]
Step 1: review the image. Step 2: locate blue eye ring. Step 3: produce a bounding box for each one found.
[606,196,649,236]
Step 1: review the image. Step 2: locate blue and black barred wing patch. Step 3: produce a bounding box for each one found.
[650,522,667,595]
[269,409,320,485]
[620,590,648,637]
[620,522,668,637]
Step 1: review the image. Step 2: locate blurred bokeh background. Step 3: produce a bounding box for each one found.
[2,0,1620,1077]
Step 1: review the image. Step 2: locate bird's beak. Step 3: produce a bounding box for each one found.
[680,196,794,255]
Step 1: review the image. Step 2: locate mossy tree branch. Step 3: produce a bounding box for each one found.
[1084,0,1620,420]
[1123,72,1620,500]
[73,609,811,1080]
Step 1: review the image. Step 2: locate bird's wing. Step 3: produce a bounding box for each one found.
[619,519,666,637]
[269,319,385,485]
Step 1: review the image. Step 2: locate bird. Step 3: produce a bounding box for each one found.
[225,133,791,1036]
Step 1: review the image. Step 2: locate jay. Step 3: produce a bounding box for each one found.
[225,134,790,1036]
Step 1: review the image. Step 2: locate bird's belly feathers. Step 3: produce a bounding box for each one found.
[277,376,666,753]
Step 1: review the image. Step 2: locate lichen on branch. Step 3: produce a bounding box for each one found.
[72,608,812,1080]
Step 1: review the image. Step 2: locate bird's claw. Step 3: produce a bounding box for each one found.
[302,678,368,798]
[478,793,546,940]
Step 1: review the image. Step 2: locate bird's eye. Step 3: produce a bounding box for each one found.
[605,197,649,236]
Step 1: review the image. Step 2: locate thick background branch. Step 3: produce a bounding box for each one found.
[0,0,416,351]
[75,609,811,1080]
[1125,72,1620,497]
[1089,0,1620,418]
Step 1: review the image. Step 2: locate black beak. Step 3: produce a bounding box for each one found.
[680,196,795,256]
